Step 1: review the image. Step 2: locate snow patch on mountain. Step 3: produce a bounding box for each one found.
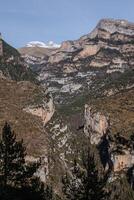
[26,41,61,48]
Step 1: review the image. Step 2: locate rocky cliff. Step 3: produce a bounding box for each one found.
[84,88,134,173]
[84,104,109,144]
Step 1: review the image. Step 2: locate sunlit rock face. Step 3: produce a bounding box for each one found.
[111,151,134,172]
[78,45,100,58]
[84,104,109,145]
[96,19,134,35]
[24,94,55,126]
[84,104,134,173]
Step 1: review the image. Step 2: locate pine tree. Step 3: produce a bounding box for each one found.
[0,122,54,200]
[62,147,107,200]
[0,122,40,188]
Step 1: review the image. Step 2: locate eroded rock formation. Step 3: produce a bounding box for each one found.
[24,94,55,125]
[84,104,109,144]
[84,103,134,173]
[112,151,134,172]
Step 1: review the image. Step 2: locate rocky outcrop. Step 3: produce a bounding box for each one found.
[84,102,134,173]
[25,155,49,183]
[47,18,134,64]
[111,151,134,172]
[96,19,134,35]
[60,40,80,52]
[84,104,109,144]
[78,45,100,58]
[24,95,55,125]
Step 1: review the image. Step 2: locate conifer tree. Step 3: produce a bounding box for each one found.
[62,147,107,200]
[0,122,54,200]
[0,122,39,188]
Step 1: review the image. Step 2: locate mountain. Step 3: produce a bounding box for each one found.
[18,41,61,71]
[25,41,61,48]
[19,41,60,58]
[20,19,134,105]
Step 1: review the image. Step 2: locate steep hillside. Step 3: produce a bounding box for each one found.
[0,39,37,82]
[0,77,55,155]
[0,38,56,186]
[18,41,60,73]
[19,46,54,58]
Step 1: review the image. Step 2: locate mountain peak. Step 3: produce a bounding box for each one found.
[87,18,134,39]
[26,41,61,49]
[96,18,134,34]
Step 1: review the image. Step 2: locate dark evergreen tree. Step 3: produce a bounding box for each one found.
[127,164,134,190]
[98,134,113,170]
[62,147,107,200]
[0,122,40,188]
[0,122,54,200]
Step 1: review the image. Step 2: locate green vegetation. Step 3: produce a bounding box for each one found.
[57,94,89,116]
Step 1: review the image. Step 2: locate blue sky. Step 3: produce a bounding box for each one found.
[0,0,133,48]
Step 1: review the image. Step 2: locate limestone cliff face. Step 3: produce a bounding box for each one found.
[96,19,134,35]
[24,94,55,126]
[84,104,109,144]
[84,103,134,173]
[47,18,134,66]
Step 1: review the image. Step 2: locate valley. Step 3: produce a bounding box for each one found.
[0,18,134,198]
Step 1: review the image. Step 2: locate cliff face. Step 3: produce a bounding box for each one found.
[23,94,55,125]
[84,104,109,144]
[84,88,134,173]
[48,19,134,65]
